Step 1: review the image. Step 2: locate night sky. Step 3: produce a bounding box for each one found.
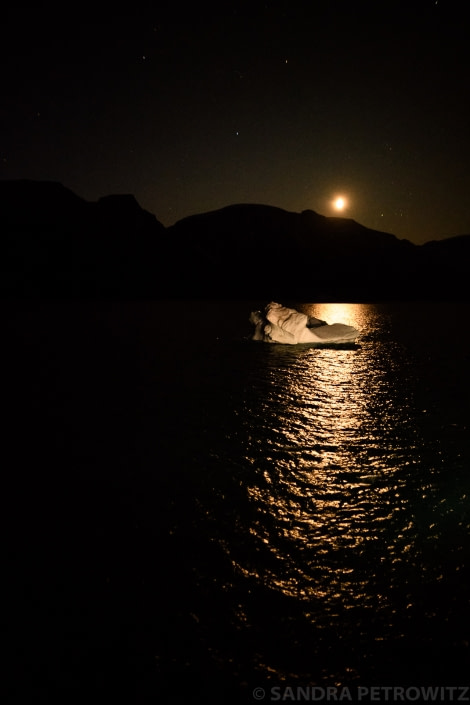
[2,0,469,244]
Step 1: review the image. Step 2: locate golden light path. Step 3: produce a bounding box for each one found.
[306,302,369,330]
[231,303,418,618]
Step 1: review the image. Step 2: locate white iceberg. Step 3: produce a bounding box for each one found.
[250,302,359,344]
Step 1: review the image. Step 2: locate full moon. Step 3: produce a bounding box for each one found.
[333,196,346,211]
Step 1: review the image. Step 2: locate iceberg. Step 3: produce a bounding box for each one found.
[250,302,359,344]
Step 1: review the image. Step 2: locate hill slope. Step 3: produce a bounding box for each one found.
[1,180,468,299]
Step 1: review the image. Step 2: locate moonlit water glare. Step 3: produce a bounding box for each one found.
[7,300,468,699]
[231,307,416,615]
[187,302,470,684]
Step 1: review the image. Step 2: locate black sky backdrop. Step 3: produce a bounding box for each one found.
[2,0,469,244]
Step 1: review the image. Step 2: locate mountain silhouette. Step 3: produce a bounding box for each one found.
[1,180,468,299]
[166,204,421,299]
[1,180,166,296]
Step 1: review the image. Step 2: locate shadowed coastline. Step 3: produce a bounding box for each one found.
[1,179,469,300]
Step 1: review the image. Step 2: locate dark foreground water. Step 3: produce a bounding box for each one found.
[3,301,470,703]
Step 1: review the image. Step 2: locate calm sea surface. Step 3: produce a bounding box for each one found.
[4,301,470,703]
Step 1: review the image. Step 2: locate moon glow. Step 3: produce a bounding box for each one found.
[333,196,346,211]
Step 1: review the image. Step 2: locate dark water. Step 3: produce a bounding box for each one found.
[4,301,470,703]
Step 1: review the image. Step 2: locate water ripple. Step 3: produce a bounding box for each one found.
[203,303,470,677]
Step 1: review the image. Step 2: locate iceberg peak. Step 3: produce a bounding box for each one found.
[250,302,359,344]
